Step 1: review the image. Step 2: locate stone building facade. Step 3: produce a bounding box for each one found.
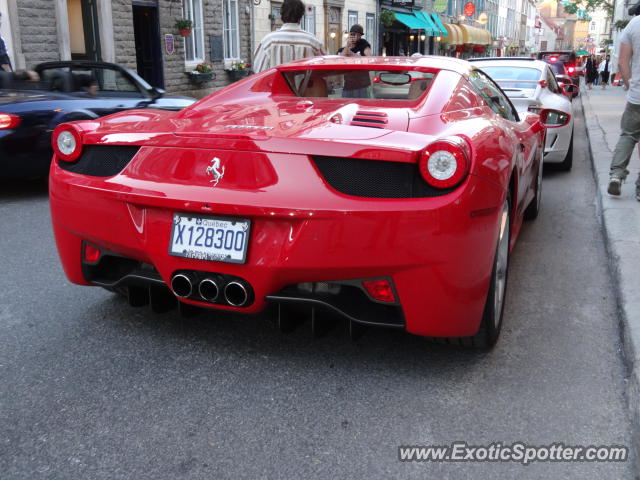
[5,0,252,98]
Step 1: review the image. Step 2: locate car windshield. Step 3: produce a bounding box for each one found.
[480,66,540,89]
[281,69,437,100]
[39,66,145,98]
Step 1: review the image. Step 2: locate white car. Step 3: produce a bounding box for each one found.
[470,58,576,170]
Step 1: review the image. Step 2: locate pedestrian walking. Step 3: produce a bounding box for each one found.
[608,17,640,200]
[251,0,324,74]
[337,24,372,98]
[585,55,598,89]
[599,55,611,89]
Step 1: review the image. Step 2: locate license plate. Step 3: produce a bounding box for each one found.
[169,213,250,263]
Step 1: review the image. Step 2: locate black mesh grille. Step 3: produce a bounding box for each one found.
[58,145,140,177]
[312,156,455,198]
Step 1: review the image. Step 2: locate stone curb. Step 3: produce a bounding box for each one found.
[581,90,640,463]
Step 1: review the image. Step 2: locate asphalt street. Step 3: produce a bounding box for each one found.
[0,99,635,479]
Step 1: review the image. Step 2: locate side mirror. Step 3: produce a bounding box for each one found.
[540,108,571,128]
[562,84,579,96]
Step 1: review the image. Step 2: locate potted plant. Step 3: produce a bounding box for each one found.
[174,18,193,37]
[380,9,396,28]
[187,62,215,84]
[225,59,251,81]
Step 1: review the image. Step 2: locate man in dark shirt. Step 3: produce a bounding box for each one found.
[337,24,372,98]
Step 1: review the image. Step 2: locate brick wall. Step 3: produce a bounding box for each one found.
[112,1,137,71]
[158,0,253,98]
[18,0,60,68]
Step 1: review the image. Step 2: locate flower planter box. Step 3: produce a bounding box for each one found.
[187,72,214,84]
[227,70,249,82]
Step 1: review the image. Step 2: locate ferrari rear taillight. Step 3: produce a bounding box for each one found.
[362,279,396,303]
[419,137,470,189]
[0,113,21,129]
[52,124,83,162]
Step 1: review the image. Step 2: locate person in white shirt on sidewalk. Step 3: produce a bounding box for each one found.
[608,16,640,200]
[252,0,325,74]
[598,55,611,89]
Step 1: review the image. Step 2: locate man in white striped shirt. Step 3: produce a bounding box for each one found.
[252,0,325,73]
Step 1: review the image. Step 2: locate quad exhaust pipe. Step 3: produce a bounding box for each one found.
[171,272,251,307]
[171,273,193,298]
[224,281,249,307]
[198,277,220,302]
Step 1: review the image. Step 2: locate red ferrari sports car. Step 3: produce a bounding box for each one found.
[50,56,548,348]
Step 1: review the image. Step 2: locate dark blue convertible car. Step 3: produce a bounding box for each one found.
[0,61,196,179]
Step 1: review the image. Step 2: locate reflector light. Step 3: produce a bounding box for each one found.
[419,137,471,189]
[83,243,101,263]
[0,113,21,129]
[363,279,396,303]
[567,66,575,73]
[549,56,558,62]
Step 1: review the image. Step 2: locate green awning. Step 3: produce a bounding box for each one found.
[414,11,439,35]
[429,13,448,37]
[394,12,425,30]
[576,49,589,56]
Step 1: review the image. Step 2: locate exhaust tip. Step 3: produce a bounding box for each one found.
[198,278,220,302]
[224,281,249,307]
[171,273,193,298]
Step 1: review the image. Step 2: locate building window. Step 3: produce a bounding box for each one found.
[301,6,315,34]
[223,0,240,59]
[183,0,204,65]
[348,10,358,30]
[366,13,376,54]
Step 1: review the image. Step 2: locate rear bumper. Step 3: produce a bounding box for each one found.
[49,152,506,337]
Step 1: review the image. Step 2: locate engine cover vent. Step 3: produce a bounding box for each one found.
[350,111,388,128]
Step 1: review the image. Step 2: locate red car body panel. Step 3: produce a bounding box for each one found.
[49,56,544,338]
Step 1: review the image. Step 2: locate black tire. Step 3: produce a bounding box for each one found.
[470,196,510,349]
[557,130,573,171]
[430,196,511,349]
[524,149,543,221]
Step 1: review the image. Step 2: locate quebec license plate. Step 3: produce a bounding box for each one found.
[169,213,250,263]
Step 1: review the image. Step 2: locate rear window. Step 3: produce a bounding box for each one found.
[547,62,567,75]
[480,66,540,89]
[281,69,437,101]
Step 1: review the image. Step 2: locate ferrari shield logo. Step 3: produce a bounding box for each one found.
[206,157,225,187]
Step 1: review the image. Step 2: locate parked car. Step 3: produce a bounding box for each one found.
[50,56,548,349]
[471,58,576,170]
[0,60,196,179]
[537,50,579,86]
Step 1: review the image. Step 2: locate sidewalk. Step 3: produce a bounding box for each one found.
[581,84,640,453]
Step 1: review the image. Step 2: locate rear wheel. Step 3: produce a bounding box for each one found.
[557,130,574,171]
[471,196,510,349]
[431,196,510,349]
[524,149,543,220]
